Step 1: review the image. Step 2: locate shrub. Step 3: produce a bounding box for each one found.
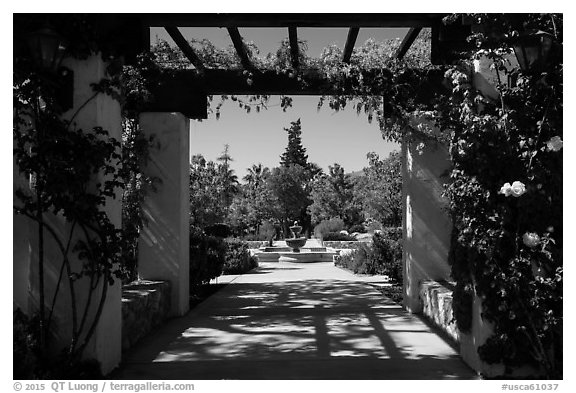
[364,219,383,233]
[379,226,402,241]
[314,217,345,239]
[189,226,226,291]
[334,244,376,274]
[223,239,258,275]
[334,232,403,282]
[371,232,403,282]
[13,309,102,379]
[323,231,356,241]
[259,220,277,245]
[348,224,366,233]
[204,223,231,238]
[13,309,40,379]
[243,233,267,241]
[322,241,362,249]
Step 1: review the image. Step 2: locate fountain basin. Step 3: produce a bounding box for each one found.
[277,250,337,263]
[254,237,337,263]
[285,237,306,252]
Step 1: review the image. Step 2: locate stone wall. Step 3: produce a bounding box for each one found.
[419,280,459,343]
[122,280,171,352]
[323,241,368,249]
[246,241,268,249]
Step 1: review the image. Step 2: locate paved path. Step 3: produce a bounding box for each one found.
[115,262,477,380]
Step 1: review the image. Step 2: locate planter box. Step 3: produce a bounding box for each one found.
[122,280,171,351]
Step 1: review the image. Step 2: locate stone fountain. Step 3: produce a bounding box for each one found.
[255,221,338,263]
[285,221,307,253]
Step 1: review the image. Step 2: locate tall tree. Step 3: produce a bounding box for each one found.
[189,154,227,227]
[308,163,361,226]
[266,164,312,237]
[216,144,239,210]
[354,151,402,227]
[243,163,270,188]
[279,119,309,169]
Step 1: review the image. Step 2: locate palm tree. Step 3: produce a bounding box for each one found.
[243,163,270,188]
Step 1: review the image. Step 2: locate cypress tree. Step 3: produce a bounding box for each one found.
[279,119,309,168]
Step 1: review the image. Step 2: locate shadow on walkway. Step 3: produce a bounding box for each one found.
[114,263,477,380]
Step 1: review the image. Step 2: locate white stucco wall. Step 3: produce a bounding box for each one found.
[138,112,190,317]
[402,136,453,313]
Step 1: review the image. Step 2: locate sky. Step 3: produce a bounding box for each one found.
[151,26,407,180]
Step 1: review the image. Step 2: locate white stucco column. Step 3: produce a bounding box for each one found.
[401,120,453,313]
[64,54,123,375]
[138,112,190,317]
[26,53,122,375]
[13,154,31,313]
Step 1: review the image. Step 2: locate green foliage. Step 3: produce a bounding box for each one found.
[119,117,158,283]
[189,154,227,227]
[378,226,403,242]
[217,144,239,209]
[205,223,232,238]
[228,164,276,236]
[279,118,309,169]
[266,164,313,235]
[223,239,258,275]
[353,151,402,227]
[334,232,402,282]
[258,220,278,245]
[189,226,225,290]
[308,163,362,227]
[348,224,366,233]
[364,218,383,233]
[189,152,240,229]
[14,310,101,379]
[13,309,41,379]
[313,217,345,239]
[371,232,403,282]
[439,14,563,377]
[323,232,356,242]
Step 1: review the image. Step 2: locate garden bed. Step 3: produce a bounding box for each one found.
[376,284,403,304]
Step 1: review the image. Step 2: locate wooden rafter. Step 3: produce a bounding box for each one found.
[141,14,445,28]
[164,26,206,72]
[288,27,299,69]
[226,27,253,70]
[343,27,360,63]
[395,27,422,59]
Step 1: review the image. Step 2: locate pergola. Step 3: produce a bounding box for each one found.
[134,13,470,117]
[13,13,475,376]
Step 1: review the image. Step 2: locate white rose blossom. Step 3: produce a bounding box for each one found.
[522,232,540,248]
[499,181,527,197]
[546,136,563,152]
[499,182,512,197]
[510,181,526,197]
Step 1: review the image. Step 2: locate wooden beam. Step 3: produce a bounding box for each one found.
[134,68,448,119]
[226,27,253,70]
[164,26,206,72]
[288,26,299,69]
[395,27,422,59]
[140,13,445,28]
[133,68,447,117]
[343,27,360,63]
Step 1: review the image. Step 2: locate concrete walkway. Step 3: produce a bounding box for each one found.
[115,262,477,380]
